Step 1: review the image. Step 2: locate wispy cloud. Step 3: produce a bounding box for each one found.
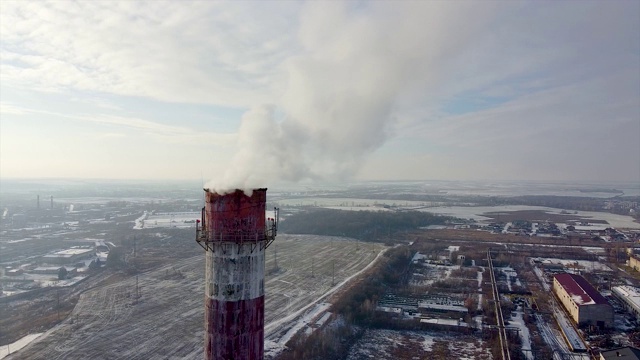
[0,1,298,107]
[0,102,27,115]
[1,103,236,146]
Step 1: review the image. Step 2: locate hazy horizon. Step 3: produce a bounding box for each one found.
[1,176,639,184]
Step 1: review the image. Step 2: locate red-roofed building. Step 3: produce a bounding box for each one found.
[553,273,613,328]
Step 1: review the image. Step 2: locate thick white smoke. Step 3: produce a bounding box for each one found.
[206,2,498,192]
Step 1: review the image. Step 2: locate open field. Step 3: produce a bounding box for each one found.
[345,329,492,360]
[418,205,640,228]
[482,210,609,224]
[7,235,384,360]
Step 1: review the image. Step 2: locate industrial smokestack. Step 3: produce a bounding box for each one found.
[196,188,277,360]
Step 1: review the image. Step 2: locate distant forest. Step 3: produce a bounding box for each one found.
[279,208,453,241]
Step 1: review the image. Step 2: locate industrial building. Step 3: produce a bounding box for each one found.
[42,248,94,265]
[32,266,77,277]
[196,188,278,360]
[599,347,640,360]
[612,285,640,321]
[553,273,613,328]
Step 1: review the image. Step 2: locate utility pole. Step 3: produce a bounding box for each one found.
[332,260,335,286]
[134,236,138,274]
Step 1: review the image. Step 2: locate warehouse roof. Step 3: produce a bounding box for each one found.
[612,286,640,312]
[600,346,640,360]
[43,248,93,258]
[554,273,609,306]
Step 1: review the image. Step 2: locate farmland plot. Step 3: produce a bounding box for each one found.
[8,235,384,360]
[346,329,492,360]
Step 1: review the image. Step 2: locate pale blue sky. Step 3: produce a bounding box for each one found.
[1,1,638,185]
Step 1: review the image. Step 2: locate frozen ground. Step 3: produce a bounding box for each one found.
[533,266,550,292]
[265,243,387,359]
[135,212,198,229]
[0,334,42,360]
[409,261,460,287]
[508,309,532,360]
[534,257,612,272]
[582,246,606,255]
[345,329,492,360]
[535,313,590,360]
[273,197,433,208]
[500,267,522,291]
[418,205,640,228]
[7,235,384,360]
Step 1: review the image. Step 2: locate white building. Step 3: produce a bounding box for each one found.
[612,286,640,321]
[42,248,94,264]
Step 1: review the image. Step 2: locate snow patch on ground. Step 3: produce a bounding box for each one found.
[534,257,612,272]
[419,205,640,229]
[265,302,332,357]
[509,309,533,360]
[533,266,550,292]
[0,333,43,359]
[346,329,491,360]
[264,245,389,359]
[422,336,434,352]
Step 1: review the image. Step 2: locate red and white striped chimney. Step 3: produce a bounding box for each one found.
[197,188,276,360]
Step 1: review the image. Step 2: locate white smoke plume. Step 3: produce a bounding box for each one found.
[206,2,498,193]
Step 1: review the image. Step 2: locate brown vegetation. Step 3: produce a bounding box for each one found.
[277,246,414,359]
[483,209,609,224]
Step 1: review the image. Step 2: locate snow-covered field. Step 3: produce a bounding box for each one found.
[275,199,640,229]
[7,235,383,360]
[135,212,198,229]
[500,267,522,291]
[418,205,640,229]
[508,310,532,360]
[533,266,550,292]
[345,329,492,360]
[534,257,612,272]
[0,334,42,360]
[409,261,460,287]
[264,241,387,359]
[273,197,435,208]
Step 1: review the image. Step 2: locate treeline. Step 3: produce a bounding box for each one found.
[277,246,414,360]
[332,246,413,324]
[279,209,453,241]
[509,195,607,211]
